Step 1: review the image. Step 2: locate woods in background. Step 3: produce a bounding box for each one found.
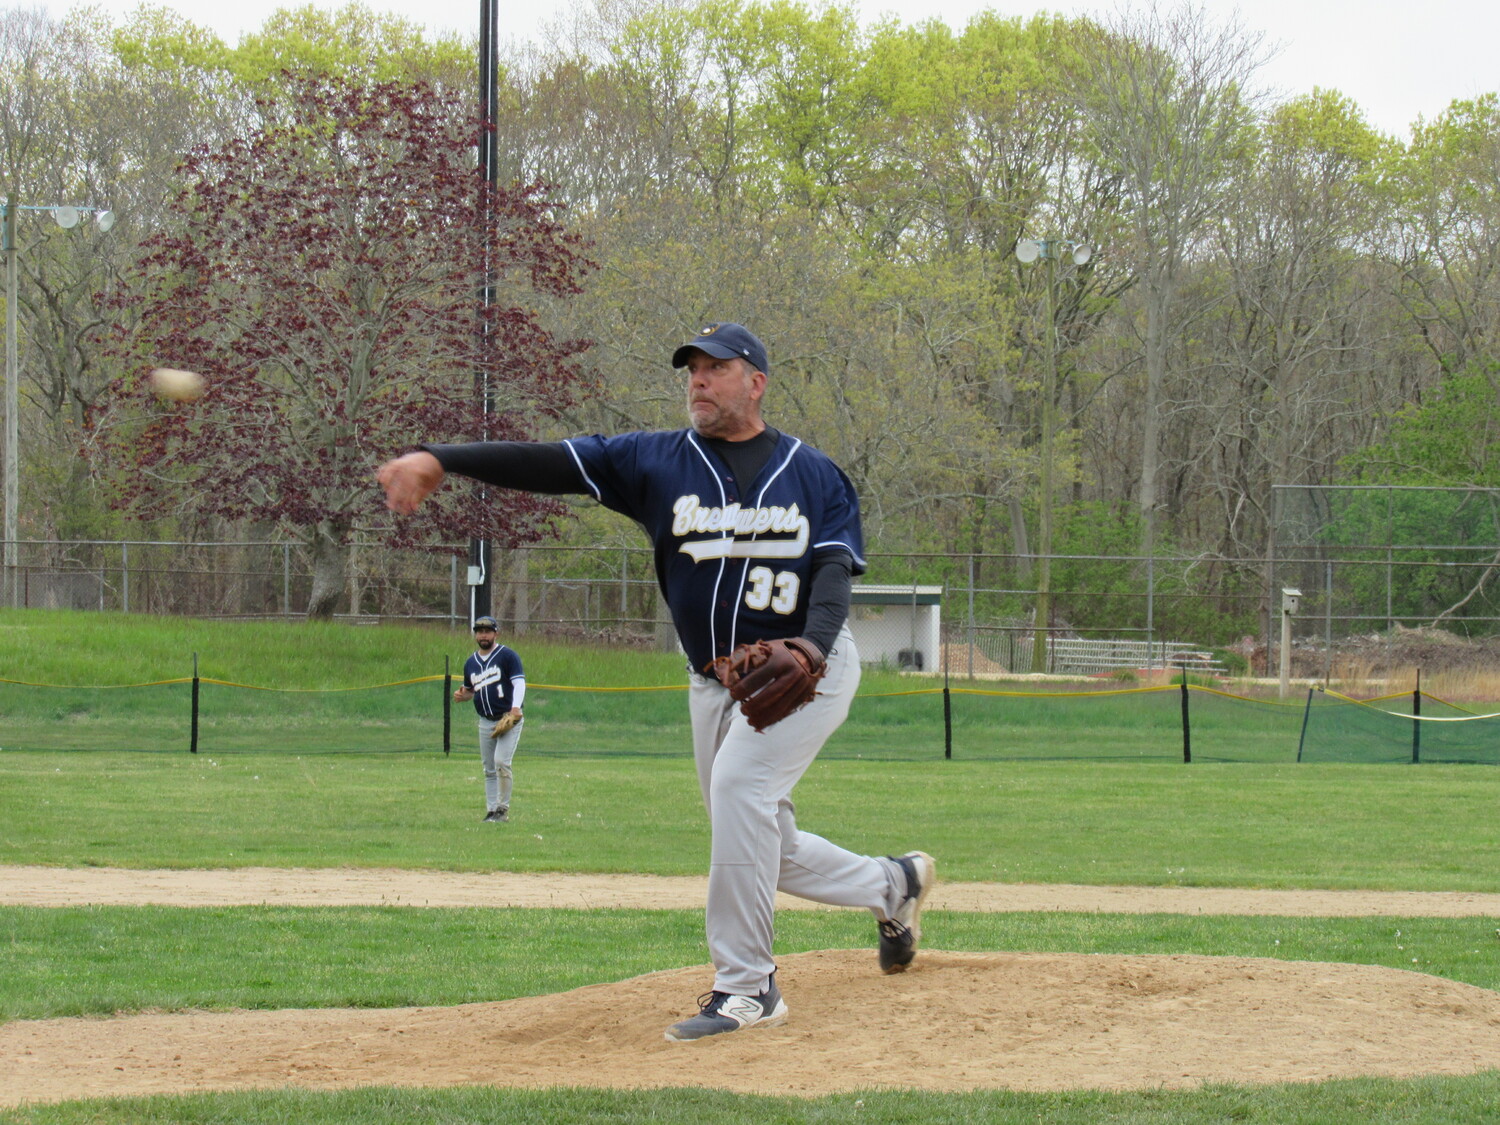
[2,0,1496,630]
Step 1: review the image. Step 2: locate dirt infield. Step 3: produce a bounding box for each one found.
[9,865,1500,916]
[5,866,1500,1106]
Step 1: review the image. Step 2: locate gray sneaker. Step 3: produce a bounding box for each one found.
[664,973,788,1042]
[483,808,509,823]
[878,851,935,973]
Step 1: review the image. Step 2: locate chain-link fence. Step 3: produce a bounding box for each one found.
[1271,484,1500,642]
[4,518,1498,680]
[0,538,1255,649]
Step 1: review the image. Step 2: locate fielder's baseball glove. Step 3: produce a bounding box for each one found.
[490,713,520,738]
[712,637,827,732]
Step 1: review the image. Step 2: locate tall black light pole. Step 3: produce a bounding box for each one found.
[469,0,499,623]
[1015,236,1092,674]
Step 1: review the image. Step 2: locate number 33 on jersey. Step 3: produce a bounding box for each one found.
[563,429,866,672]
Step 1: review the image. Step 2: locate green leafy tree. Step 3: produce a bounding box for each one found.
[735,1,873,213]
[1183,90,1389,564]
[1350,363,1500,487]
[1333,364,1500,628]
[113,2,471,90]
[1381,95,1500,373]
[1075,4,1266,560]
[0,6,207,541]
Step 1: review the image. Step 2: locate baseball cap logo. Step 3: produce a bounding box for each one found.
[671,322,769,374]
[701,324,747,359]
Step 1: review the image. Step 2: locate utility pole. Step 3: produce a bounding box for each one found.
[469,0,500,624]
[1015,237,1092,674]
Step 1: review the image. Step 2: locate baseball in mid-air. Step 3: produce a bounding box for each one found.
[149,367,205,403]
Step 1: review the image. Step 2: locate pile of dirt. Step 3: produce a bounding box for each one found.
[937,642,1009,676]
[1295,625,1500,681]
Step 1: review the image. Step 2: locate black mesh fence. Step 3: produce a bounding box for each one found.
[0,678,196,752]
[0,675,449,754]
[7,671,1461,764]
[1295,689,1500,765]
[832,682,1308,763]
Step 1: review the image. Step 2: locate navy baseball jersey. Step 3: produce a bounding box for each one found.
[463,645,524,719]
[563,429,866,672]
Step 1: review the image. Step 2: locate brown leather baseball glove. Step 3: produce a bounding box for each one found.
[712,637,827,732]
[490,712,520,738]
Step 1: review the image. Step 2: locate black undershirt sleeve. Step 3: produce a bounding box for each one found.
[421,441,586,494]
[427,437,853,656]
[803,552,854,658]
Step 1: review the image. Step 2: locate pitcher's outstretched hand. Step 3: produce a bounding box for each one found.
[378,451,445,514]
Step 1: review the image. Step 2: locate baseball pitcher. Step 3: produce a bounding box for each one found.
[379,321,934,1041]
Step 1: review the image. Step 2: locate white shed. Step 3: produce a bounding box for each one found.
[847,585,943,670]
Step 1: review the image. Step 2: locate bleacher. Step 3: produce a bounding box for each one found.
[1020,637,1227,676]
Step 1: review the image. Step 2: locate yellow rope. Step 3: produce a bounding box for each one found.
[0,677,1464,714]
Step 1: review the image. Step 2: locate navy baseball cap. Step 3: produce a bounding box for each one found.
[672,322,769,375]
[473,616,499,631]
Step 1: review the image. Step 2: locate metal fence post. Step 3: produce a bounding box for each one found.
[1180,666,1191,763]
[190,652,200,755]
[943,673,952,760]
[1412,670,1421,764]
[1295,687,1315,762]
[443,655,452,757]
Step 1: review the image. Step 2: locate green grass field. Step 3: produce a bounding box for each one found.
[3,610,1500,1123]
[6,753,1500,889]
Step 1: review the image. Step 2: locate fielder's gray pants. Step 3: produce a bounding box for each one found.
[688,627,906,996]
[477,717,522,812]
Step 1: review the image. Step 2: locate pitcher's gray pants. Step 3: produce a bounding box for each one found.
[688,627,906,996]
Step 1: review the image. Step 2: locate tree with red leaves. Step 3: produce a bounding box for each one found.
[92,72,591,618]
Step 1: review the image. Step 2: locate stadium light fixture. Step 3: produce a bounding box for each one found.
[1013,238,1093,267]
[3,199,114,603]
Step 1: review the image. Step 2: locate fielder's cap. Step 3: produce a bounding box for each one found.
[472,616,499,631]
[672,322,769,375]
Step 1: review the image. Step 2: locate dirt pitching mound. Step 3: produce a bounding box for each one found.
[7,948,1500,1107]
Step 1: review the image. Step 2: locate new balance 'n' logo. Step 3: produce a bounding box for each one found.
[720,996,763,1025]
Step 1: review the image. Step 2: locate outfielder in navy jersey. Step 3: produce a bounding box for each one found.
[454,616,525,822]
[379,321,934,1042]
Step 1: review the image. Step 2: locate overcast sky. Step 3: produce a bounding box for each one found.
[55,0,1500,139]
